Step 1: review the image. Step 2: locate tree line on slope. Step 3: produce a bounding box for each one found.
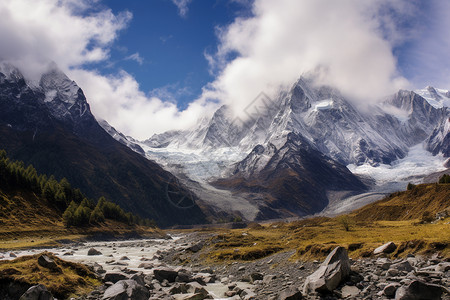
[0,149,156,228]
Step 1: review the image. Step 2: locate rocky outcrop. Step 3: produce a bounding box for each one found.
[102,279,149,300]
[373,242,397,255]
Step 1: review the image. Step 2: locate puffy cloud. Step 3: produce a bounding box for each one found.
[68,69,216,140]
[201,0,412,117]
[0,0,131,80]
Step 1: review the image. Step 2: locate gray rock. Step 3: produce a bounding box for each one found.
[176,271,193,283]
[104,272,129,283]
[278,287,303,300]
[377,258,392,270]
[154,267,179,283]
[37,255,58,270]
[187,282,208,296]
[102,279,149,300]
[250,272,264,283]
[303,246,351,293]
[263,274,276,284]
[172,293,206,300]
[19,284,54,300]
[341,285,360,298]
[395,280,443,300]
[374,242,397,255]
[88,248,102,256]
[186,242,204,253]
[390,261,414,272]
[383,283,401,297]
[137,262,154,269]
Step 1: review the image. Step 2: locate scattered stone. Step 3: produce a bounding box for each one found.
[395,280,443,300]
[390,261,414,272]
[383,282,401,297]
[119,256,129,261]
[87,248,102,256]
[104,272,129,283]
[374,242,397,255]
[37,255,58,271]
[102,279,149,300]
[19,284,54,300]
[9,252,17,258]
[303,246,351,294]
[278,287,303,300]
[186,242,205,253]
[154,267,179,283]
[341,285,360,298]
[250,272,264,283]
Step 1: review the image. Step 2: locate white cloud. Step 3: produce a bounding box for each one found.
[0,0,131,81]
[68,69,216,140]
[125,52,144,65]
[1,0,436,141]
[201,0,412,117]
[171,0,192,18]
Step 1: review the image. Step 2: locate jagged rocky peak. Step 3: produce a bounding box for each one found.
[39,62,92,122]
[0,62,24,82]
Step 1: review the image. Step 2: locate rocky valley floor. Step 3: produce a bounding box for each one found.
[1,232,449,300]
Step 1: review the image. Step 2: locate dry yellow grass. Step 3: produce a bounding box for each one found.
[204,183,450,262]
[0,252,101,299]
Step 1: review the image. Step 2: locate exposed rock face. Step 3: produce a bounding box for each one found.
[303,246,351,293]
[19,284,54,300]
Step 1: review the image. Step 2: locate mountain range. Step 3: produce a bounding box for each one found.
[0,62,448,225]
[140,78,449,221]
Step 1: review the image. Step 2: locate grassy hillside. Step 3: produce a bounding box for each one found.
[352,183,450,221]
[0,151,164,250]
[196,180,450,263]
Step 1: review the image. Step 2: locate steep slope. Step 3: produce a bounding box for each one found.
[351,182,450,221]
[214,133,366,219]
[0,63,206,227]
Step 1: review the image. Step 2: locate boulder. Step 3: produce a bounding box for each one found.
[187,282,208,296]
[249,272,264,283]
[303,246,351,294]
[19,284,53,300]
[278,287,303,300]
[395,280,443,300]
[104,272,129,283]
[88,248,102,256]
[37,255,58,271]
[383,283,401,297]
[102,279,149,300]
[374,242,396,255]
[186,242,205,253]
[154,267,178,283]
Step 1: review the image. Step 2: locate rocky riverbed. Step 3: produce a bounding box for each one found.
[1,233,449,299]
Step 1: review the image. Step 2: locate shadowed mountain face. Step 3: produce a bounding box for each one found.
[0,64,206,227]
[214,132,367,219]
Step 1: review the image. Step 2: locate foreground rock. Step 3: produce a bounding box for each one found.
[395,280,443,300]
[19,284,54,300]
[102,280,149,300]
[303,246,351,294]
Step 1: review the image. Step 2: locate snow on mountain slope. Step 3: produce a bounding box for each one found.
[415,86,450,108]
[119,78,449,220]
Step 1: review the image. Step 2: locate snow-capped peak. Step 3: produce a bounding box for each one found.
[415,86,450,108]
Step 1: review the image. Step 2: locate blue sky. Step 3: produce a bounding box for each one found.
[0,0,449,139]
[93,0,251,109]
